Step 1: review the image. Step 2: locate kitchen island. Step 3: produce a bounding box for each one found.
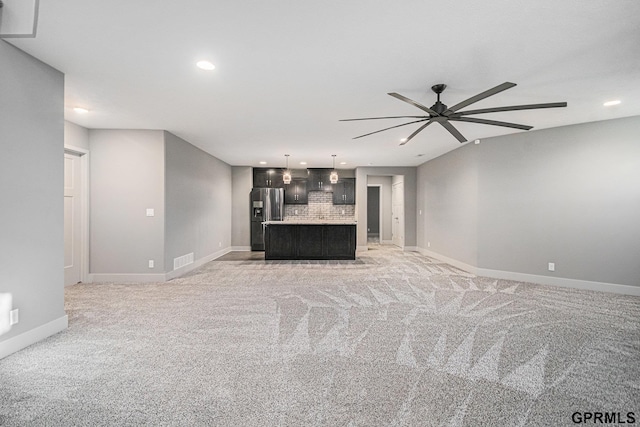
[263,220,356,260]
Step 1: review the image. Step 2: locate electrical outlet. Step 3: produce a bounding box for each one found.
[294,209,298,215]
[548,262,555,272]
[148,260,154,268]
[428,241,431,248]
[219,241,222,247]
[146,208,155,217]
[419,210,422,215]
[342,209,345,215]
[10,309,19,326]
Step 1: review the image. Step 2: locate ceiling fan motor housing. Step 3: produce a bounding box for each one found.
[430,84,448,115]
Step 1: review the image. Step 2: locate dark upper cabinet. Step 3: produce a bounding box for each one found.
[284,178,308,204]
[253,168,284,188]
[307,168,333,192]
[332,178,356,205]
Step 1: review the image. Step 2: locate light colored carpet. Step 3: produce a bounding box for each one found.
[1,245,639,426]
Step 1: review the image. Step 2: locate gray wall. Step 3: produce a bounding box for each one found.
[164,132,232,269]
[89,130,166,274]
[64,121,90,151]
[416,144,479,267]
[356,167,417,248]
[0,41,66,346]
[231,166,252,248]
[477,116,640,287]
[417,115,640,288]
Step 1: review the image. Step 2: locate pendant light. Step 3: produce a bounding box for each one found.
[283,154,292,184]
[330,154,339,184]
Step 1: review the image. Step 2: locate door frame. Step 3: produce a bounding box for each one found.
[64,145,90,284]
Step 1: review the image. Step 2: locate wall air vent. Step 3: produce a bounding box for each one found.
[173,252,194,271]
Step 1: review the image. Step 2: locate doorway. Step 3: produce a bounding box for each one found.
[367,186,380,245]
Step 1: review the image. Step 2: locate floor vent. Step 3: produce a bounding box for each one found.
[173,253,194,270]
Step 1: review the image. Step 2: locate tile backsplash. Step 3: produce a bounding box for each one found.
[284,191,355,221]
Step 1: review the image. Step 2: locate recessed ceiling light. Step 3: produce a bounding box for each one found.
[196,60,215,71]
[73,107,89,114]
[340,161,347,165]
[474,139,481,145]
[259,161,267,165]
[299,161,307,165]
[603,100,621,107]
[400,138,407,142]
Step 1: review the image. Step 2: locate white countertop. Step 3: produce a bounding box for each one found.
[263,220,357,225]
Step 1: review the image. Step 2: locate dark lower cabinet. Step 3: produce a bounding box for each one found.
[265,224,356,260]
[323,225,355,258]
[265,225,296,258]
[297,226,324,258]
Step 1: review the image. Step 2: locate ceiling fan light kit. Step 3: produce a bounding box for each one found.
[341,82,567,145]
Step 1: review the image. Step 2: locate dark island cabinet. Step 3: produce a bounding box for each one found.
[253,168,284,188]
[265,223,356,260]
[332,178,355,205]
[307,168,333,192]
[284,178,308,204]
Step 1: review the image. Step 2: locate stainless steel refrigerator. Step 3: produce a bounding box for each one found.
[250,188,284,251]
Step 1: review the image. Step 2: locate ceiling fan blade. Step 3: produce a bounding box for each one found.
[451,102,567,117]
[444,82,517,114]
[449,116,533,130]
[353,118,430,140]
[399,119,435,145]
[438,120,467,143]
[340,115,428,121]
[388,92,439,115]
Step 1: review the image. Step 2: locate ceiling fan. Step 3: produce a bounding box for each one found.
[340,82,567,145]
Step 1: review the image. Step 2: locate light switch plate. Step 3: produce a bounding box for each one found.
[146,208,155,217]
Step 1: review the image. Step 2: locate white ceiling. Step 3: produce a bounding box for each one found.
[7,0,640,168]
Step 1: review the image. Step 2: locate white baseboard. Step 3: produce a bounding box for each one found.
[416,247,479,274]
[0,315,68,360]
[476,267,640,296]
[416,247,640,296]
[165,247,231,281]
[87,273,167,283]
[88,248,234,283]
[230,246,251,251]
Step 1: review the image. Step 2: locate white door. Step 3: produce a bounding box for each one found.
[392,180,404,248]
[64,152,82,286]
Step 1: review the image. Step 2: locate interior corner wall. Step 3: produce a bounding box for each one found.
[356,167,417,248]
[89,129,166,278]
[231,166,252,248]
[0,41,67,356]
[164,132,232,270]
[416,144,479,267]
[417,115,640,290]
